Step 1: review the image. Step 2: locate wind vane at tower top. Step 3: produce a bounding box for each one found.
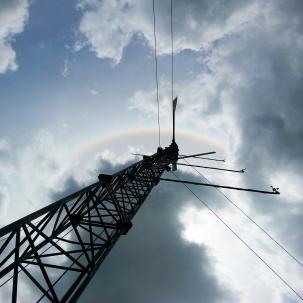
[172,96,177,143]
[141,94,280,195]
[171,96,178,171]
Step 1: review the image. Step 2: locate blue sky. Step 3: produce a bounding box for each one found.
[1,0,138,141]
[0,0,208,148]
[1,0,303,302]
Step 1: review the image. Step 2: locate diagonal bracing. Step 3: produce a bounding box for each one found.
[0,142,179,303]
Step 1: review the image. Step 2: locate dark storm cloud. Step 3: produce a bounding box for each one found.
[198,0,303,258]
[94,157,138,175]
[79,179,233,303]
[0,190,6,212]
[228,26,303,173]
[50,177,82,201]
[202,0,303,173]
[49,158,139,201]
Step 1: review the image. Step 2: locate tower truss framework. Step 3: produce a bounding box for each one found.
[0,143,178,302]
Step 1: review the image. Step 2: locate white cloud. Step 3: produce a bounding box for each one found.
[0,0,29,74]
[61,58,70,77]
[0,129,147,301]
[0,138,10,151]
[77,0,135,64]
[179,205,302,303]
[127,0,303,175]
[0,131,141,228]
[0,131,73,227]
[76,0,266,64]
[89,88,99,95]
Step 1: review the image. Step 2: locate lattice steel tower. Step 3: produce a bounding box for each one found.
[0,97,281,302]
[0,142,181,302]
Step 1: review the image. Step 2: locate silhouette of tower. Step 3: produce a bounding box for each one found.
[0,98,280,302]
[0,140,179,302]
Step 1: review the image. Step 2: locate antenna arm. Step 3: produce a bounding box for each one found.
[160,178,280,195]
[177,163,245,173]
[178,152,216,160]
[179,155,225,162]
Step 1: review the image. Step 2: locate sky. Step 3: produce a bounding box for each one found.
[0,0,303,302]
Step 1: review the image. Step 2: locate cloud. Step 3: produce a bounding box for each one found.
[0,0,29,74]
[0,130,74,227]
[77,0,135,64]
[76,0,264,64]
[89,88,99,95]
[126,0,303,207]
[50,176,82,201]
[61,58,70,77]
[0,139,10,159]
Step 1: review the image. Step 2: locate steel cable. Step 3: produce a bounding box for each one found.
[152,0,161,147]
[171,171,303,301]
[182,158,303,269]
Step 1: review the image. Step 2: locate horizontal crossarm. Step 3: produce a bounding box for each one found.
[160,178,280,194]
